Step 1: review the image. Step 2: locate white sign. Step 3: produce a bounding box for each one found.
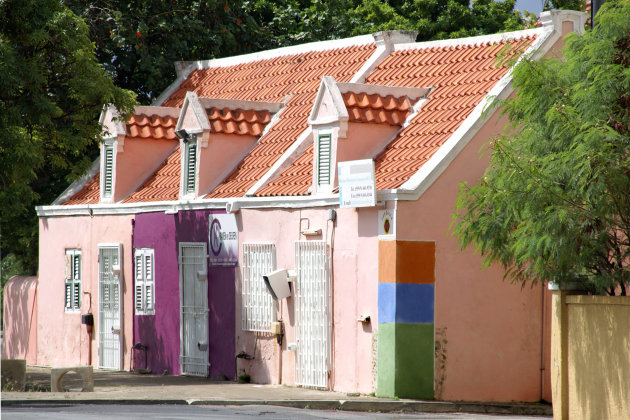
[378,209,395,236]
[209,214,238,266]
[338,159,376,208]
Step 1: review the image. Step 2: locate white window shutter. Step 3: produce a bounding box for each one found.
[65,283,72,309]
[317,134,331,186]
[134,252,144,313]
[185,143,196,194]
[103,145,114,197]
[145,251,154,311]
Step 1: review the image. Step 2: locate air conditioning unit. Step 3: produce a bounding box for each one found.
[263,269,291,299]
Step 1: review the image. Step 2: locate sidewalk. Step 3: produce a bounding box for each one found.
[1,366,552,417]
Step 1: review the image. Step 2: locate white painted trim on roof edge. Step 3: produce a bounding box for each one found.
[392,21,561,200]
[394,27,547,52]
[52,158,101,205]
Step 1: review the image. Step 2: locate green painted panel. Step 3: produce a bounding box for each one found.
[395,323,434,399]
[376,323,396,397]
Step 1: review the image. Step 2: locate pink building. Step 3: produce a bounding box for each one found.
[21,10,587,401]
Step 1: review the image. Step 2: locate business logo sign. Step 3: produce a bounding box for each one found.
[209,214,238,266]
[378,209,395,237]
[338,159,376,208]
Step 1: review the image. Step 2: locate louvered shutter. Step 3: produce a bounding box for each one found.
[144,250,154,312]
[72,253,81,310]
[65,250,81,311]
[318,134,331,186]
[103,145,114,197]
[184,142,197,194]
[134,252,144,313]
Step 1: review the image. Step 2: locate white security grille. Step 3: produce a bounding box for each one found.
[294,240,330,388]
[179,243,209,377]
[98,245,122,370]
[103,144,114,197]
[64,250,81,312]
[134,248,155,315]
[317,134,332,186]
[242,243,276,332]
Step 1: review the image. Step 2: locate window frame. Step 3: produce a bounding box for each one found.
[102,141,115,200]
[134,248,155,316]
[64,249,82,313]
[182,136,198,196]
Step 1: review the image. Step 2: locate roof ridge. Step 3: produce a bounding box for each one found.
[393,27,546,52]
[177,34,375,72]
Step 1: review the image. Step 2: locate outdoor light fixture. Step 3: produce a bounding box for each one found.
[175,129,190,143]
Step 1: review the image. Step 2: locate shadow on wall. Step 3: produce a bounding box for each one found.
[134,315,176,375]
[568,297,630,420]
[3,276,37,363]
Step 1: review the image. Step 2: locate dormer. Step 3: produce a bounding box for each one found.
[175,92,283,199]
[99,105,180,203]
[308,76,430,194]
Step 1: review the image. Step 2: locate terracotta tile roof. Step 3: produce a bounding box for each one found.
[122,148,181,203]
[160,45,375,198]
[207,107,271,136]
[343,92,415,126]
[126,114,178,140]
[62,173,100,205]
[256,36,535,196]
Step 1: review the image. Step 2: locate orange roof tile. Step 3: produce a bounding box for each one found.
[256,36,535,196]
[62,173,100,205]
[343,92,414,126]
[123,148,181,203]
[159,45,375,198]
[126,113,178,140]
[207,107,271,136]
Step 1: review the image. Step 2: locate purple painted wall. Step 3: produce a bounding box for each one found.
[133,210,236,379]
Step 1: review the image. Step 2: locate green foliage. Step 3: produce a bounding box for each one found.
[453,1,630,295]
[0,0,136,273]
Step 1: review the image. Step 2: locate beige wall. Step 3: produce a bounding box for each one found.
[552,293,630,420]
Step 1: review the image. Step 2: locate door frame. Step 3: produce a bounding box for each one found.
[97,243,123,370]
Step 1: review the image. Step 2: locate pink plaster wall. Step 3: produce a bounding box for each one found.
[37,215,134,369]
[396,112,548,402]
[198,133,258,195]
[235,206,379,393]
[114,138,177,202]
[2,276,37,364]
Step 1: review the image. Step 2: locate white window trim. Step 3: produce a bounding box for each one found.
[181,135,198,198]
[313,128,337,194]
[64,249,82,313]
[134,248,155,315]
[101,139,116,202]
[241,243,277,332]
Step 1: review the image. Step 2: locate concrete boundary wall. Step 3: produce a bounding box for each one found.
[551,292,630,420]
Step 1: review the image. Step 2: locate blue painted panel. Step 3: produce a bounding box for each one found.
[396,283,434,324]
[378,283,396,324]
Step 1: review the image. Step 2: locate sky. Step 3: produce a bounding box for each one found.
[514,0,544,14]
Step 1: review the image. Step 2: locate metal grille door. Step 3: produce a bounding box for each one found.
[179,243,209,377]
[98,245,122,370]
[242,243,276,332]
[294,240,330,388]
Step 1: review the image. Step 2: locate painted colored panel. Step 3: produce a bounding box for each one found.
[396,241,435,284]
[396,283,434,324]
[377,283,396,324]
[378,240,396,283]
[376,323,396,397]
[395,323,434,399]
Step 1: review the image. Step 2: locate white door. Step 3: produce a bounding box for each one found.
[98,244,122,370]
[294,240,330,388]
[179,242,209,376]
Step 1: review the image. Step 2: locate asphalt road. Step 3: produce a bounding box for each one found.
[3,404,551,420]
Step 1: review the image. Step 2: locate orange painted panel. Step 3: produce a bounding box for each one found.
[396,241,435,284]
[378,240,397,283]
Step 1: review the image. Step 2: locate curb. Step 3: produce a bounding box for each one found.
[3,398,553,416]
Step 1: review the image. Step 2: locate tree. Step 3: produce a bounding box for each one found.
[0,0,136,274]
[453,1,630,295]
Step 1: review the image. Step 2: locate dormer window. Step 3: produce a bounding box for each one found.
[183,134,198,196]
[316,132,332,188]
[102,141,115,200]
